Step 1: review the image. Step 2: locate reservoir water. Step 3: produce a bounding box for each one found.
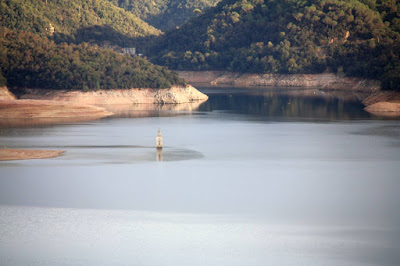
[1,87,400,265]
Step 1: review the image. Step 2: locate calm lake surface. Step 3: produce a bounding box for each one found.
[1,87,400,265]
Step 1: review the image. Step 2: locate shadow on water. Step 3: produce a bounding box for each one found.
[351,124,400,143]
[197,87,374,121]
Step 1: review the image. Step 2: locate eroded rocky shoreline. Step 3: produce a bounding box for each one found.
[178,71,381,92]
[17,85,208,105]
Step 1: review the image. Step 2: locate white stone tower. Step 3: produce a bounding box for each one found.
[156,129,163,149]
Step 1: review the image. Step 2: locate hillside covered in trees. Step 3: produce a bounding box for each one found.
[107,0,220,31]
[2,0,399,91]
[0,0,189,91]
[148,0,400,90]
[0,0,161,46]
[0,28,185,91]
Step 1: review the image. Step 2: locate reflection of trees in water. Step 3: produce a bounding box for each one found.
[98,99,208,118]
[199,90,371,120]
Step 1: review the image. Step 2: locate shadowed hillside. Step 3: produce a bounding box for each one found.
[107,0,220,31]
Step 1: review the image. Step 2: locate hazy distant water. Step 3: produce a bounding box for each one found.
[1,87,400,265]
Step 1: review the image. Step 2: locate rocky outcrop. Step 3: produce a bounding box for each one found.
[0,86,16,100]
[19,85,208,105]
[365,102,400,112]
[362,91,400,117]
[364,102,400,117]
[178,71,381,92]
[153,86,208,104]
[362,91,400,106]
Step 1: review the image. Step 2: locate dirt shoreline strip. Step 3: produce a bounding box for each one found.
[0,149,64,161]
[0,99,113,119]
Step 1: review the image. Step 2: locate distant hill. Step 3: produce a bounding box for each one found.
[107,0,220,31]
[0,0,161,46]
[148,0,400,90]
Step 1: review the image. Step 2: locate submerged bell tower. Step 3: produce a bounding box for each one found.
[156,129,163,149]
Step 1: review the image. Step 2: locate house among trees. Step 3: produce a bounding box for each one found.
[122,47,136,56]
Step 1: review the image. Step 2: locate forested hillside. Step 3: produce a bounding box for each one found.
[107,0,220,31]
[0,28,185,91]
[149,0,400,90]
[0,0,160,46]
[0,0,188,91]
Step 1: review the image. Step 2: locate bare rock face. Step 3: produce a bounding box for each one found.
[0,86,16,100]
[178,71,381,92]
[19,85,208,105]
[362,91,400,106]
[362,91,400,117]
[154,85,208,104]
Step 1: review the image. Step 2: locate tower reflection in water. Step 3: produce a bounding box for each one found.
[156,129,163,162]
[156,148,163,162]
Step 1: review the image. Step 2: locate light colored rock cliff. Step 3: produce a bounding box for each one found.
[19,85,208,105]
[362,91,400,117]
[362,91,400,106]
[365,102,400,112]
[364,102,400,117]
[0,86,16,100]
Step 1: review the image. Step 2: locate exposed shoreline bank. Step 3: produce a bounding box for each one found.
[362,91,400,117]
[0,99,113,120]
[17,85,208,105]
[177,71,381,92]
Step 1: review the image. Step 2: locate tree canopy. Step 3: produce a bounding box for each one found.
[0,0,161,46]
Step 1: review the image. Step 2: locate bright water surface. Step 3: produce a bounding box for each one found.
[1,87,400,265]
